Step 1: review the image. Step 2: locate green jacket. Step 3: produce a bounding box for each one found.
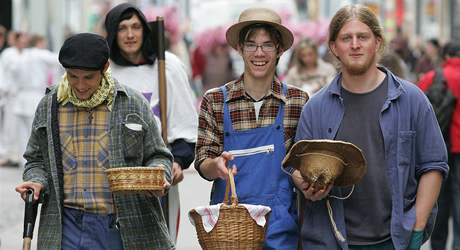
[23,81,175,249]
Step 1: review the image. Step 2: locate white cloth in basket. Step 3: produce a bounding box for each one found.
[189,204,271,233]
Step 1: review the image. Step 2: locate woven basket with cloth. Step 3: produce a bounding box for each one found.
[189,170,271,249]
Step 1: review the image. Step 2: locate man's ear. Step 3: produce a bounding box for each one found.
[375,37,382,53]
[329,42,339,60]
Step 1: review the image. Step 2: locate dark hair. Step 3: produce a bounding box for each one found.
[443,41,460,58]
[328,4,385,54]
[428,38,440,50]
[238,23,283,52]
[119,9,138,22]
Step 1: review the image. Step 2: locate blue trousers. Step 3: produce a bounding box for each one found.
[61,208,123,250]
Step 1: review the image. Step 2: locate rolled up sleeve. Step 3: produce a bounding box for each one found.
[415,101,449,179]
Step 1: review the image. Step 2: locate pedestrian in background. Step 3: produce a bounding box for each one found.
[195,7,308,249]
[414,38,442,81]
[379,50,409,79]
[418,41,460,250]
[0,25,6,53]
[293,4,448,250]
[0,31,29,167]
[14,33,174,249]
[7,34,61,168]
[285,38,336,96]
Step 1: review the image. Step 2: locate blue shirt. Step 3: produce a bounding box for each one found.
[295,68,449,250]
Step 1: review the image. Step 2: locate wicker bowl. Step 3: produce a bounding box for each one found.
[105,166,165,192]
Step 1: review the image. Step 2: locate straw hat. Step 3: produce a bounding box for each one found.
[282,140,367,188]
[226,7,294,51]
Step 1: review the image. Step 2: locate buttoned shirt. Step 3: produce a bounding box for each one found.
[59,103,113,214]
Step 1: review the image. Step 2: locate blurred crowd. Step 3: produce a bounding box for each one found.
[0,5,457,162]
[0,27,62,167]
[0,6,455,167]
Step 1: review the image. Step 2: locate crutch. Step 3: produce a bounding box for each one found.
[22,189,38,250]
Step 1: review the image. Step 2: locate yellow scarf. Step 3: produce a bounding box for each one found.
[57,68,115,110]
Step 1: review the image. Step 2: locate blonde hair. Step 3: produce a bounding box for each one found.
[294,38,318,67]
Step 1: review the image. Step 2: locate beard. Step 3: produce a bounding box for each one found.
[340,53,377,75]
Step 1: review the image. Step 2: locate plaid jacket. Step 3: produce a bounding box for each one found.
[22,81,175,249]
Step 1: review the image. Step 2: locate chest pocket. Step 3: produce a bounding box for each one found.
[122,113,146,162]
[61,133,77,172]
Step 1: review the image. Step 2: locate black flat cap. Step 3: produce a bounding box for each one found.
[59,33,109,70]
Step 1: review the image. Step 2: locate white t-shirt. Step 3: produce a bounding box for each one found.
[110,51,198,144]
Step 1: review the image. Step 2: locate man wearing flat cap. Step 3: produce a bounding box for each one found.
[15,33,175,249]
[195,7,308,248]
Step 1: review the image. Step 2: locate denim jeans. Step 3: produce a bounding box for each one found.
[61,208,123,250]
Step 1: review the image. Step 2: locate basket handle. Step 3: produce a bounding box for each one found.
[223,169,238,207]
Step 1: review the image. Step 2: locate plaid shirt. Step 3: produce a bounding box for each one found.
[59,103,113,214]
[195,77,308,173]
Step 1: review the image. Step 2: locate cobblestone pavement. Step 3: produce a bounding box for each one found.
[0,165,447,250]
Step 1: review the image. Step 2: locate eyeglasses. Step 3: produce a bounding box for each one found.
[243,42,277,52]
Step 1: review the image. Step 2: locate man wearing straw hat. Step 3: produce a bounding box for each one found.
[290,4,449,250]
[195,7,308,249]
[15,33,174,249]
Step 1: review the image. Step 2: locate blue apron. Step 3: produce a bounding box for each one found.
[210,84,298,250]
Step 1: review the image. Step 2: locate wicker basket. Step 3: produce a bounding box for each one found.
[190,171,270,250]
[105,166,165,192]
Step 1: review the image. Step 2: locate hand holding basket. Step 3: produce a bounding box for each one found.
[190,170,270,250]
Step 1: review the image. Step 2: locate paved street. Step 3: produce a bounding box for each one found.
[0,165,449,249]
[0,166,212,250]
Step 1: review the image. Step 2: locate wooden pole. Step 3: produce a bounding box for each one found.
[22,238,32,250]
[156,16,168,143]
[155,16,170,230]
